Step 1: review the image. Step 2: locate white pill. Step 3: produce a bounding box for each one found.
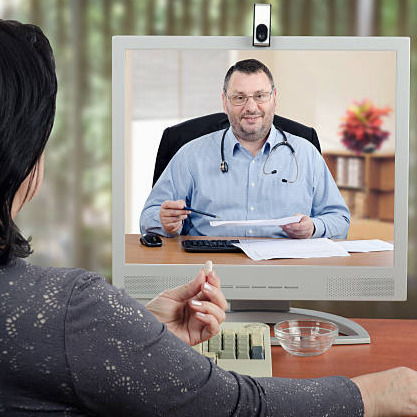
[204,260,213,275]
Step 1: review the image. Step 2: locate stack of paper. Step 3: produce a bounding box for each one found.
[335,239,394,253]
[232,238,350,261]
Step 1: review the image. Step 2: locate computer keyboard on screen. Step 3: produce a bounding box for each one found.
[182,239,242,253]
[192,322,272,377]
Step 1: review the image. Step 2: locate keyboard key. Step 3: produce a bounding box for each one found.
[237,330,250,359]
[220,330,236,359]
[250,330,265,359]
[202,351,217,363]
[208,333,222,354]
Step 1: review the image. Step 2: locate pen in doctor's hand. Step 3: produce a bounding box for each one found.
[184,206,218,218]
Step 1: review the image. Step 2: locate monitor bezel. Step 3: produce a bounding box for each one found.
[112,36,409,301]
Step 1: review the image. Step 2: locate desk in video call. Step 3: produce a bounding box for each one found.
[125,234,393,266]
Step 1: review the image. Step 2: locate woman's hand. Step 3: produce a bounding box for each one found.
[146,262,228,346]
[352,367,417,416]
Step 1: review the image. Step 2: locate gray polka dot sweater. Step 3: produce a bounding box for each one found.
[0,258,363,416]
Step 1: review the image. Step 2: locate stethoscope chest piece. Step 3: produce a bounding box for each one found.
[220,160,228,173]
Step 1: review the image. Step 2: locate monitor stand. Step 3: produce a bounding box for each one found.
[226,300,370,345]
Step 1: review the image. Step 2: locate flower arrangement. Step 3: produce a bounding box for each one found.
[339,99,392,154]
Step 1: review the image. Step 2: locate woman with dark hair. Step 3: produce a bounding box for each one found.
[0,20,55,265]
[0,19,416,417]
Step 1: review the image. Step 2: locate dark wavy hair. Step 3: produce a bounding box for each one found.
[0,20,57,264]
[223,58,275,93]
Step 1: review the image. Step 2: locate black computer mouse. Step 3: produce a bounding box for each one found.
[140,234,163,247]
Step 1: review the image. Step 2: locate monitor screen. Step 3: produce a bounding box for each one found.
[112,37,409,315]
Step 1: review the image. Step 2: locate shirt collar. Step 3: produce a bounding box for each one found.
[224,124,284,157]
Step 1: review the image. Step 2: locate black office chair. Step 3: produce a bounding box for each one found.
[152,112,321,186]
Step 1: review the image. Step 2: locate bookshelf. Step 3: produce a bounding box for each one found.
[323,151,395,222]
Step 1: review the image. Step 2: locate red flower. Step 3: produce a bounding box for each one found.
[339,99,392,154]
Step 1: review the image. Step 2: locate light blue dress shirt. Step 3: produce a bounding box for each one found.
[140,126,350,238]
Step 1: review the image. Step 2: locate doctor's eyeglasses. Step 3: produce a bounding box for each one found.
[225,89,274,106]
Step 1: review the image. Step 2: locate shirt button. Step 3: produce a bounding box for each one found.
[250,206,254,211]
[249,229,253,234]
[251,182,255,187]
[252,160,255,164]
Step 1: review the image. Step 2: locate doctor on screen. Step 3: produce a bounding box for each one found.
[140,59,350,239]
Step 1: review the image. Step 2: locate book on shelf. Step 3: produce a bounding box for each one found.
[354,191,366,218]
[340,189,366,219]
[336,156,347,186]
[336,156,364,189]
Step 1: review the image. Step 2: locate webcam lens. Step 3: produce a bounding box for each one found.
[256,24,268,42]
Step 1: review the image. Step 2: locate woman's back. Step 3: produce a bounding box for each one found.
[1,259,101,415]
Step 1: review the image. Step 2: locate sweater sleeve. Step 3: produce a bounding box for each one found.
[64,274,364,417]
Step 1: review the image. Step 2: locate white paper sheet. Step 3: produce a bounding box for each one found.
[335,239,394,253]
[210,215,303,228]
[233,238,350,261]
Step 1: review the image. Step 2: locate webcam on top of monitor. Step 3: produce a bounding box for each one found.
[253,3,271,47]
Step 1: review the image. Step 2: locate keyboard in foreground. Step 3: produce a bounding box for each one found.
[192,322,272,377]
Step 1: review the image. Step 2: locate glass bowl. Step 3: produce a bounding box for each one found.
[274,319,338,357]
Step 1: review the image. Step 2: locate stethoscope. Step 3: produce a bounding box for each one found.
[220,127,299,183]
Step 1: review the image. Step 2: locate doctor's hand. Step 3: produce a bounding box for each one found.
[146,263,228,346]
[282,215,315,239]
[159,199,190,235]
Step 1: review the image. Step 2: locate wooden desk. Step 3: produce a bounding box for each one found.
[272,318,417,378]
[126,234,393,266]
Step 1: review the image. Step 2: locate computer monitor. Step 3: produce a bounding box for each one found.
[112,36,409,344]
